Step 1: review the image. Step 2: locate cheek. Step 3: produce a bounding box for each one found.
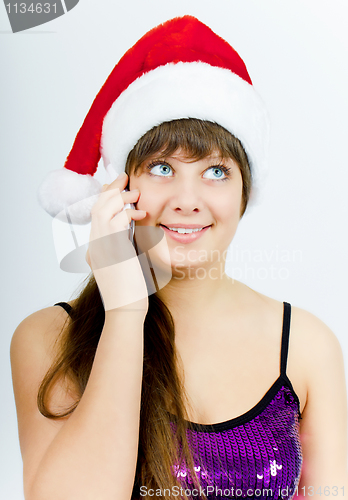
[217,194,242,221]
[128,174,139,191]
[129,180,163,217]
[226,182,244,220]
[129,177,147,209]
[135,192,151,212]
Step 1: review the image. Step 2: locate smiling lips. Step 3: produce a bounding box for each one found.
[160,224,211,242]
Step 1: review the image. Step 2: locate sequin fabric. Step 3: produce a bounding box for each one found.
[168,302,303,500]
[53,301,303,499]
[169,378,302,500]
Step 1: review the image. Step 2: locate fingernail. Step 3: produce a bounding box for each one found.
[118,172,127,179]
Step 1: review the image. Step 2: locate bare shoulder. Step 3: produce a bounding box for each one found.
[10,302,76,409]
[290,305,343,364]
[290,308,348,484]
[240,286,344,414]
[10,299,78,411]
[289,306,344,386]
[10,302,78,495]
[286,304,344,416]
[249,287,342,364]
[11,301,74,360]
[258,294,344,379]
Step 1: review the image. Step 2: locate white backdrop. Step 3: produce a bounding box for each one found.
[1,1,348,498]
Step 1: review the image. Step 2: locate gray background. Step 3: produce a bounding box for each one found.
[1,0,348,498]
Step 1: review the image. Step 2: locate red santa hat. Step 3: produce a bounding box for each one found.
[37,15,270,224]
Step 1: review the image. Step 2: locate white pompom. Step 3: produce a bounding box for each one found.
[37,168,102,225]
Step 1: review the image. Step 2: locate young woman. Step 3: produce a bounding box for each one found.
[10,16,348,500]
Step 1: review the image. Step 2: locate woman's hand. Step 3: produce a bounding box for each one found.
[86,172,149,315]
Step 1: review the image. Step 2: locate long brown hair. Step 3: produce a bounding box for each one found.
[37,119,251,499]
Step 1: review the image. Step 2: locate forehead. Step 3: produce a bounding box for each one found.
[141,147,229,165]
[168,148,227,162]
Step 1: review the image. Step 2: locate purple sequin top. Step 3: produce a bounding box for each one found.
[53,301,303,499]
[169,303,303,500]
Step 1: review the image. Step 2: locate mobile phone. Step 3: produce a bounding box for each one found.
[105,164,135,244]
[123,188,135,245]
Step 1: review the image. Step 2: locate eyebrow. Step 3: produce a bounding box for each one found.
[150,154,227,163]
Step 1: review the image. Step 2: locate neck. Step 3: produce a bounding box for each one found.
[155,264,238,317]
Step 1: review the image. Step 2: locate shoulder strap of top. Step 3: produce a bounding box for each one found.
[54,302,73,317]
[280,302,291,376]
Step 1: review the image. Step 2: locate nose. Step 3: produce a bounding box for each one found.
[168,178,204,215]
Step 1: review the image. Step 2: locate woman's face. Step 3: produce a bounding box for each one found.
[128,148,243,275]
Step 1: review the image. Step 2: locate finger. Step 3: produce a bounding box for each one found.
[91,186,122,215]
[93,184,138,209]
[102,189,140,215]
[104,172,128,191]
[126,208,147,220]
[109,208,147,230]
[93,173,128,204]
[90,206,146,240]
[92,189,140,219]
[121,189,140,205]
[101,188,140,206]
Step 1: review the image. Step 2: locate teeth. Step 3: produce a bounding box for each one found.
[168,227,203,234]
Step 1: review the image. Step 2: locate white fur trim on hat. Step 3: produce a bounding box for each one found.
[101,61,270,198]
[37,168,102,224]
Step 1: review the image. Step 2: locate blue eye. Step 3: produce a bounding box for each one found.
[203,166,230,180]
[147,162,173,177]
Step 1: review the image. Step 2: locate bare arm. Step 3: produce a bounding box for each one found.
[12,175,149,500]
[11,306,145,500]
[293,308,348,498]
